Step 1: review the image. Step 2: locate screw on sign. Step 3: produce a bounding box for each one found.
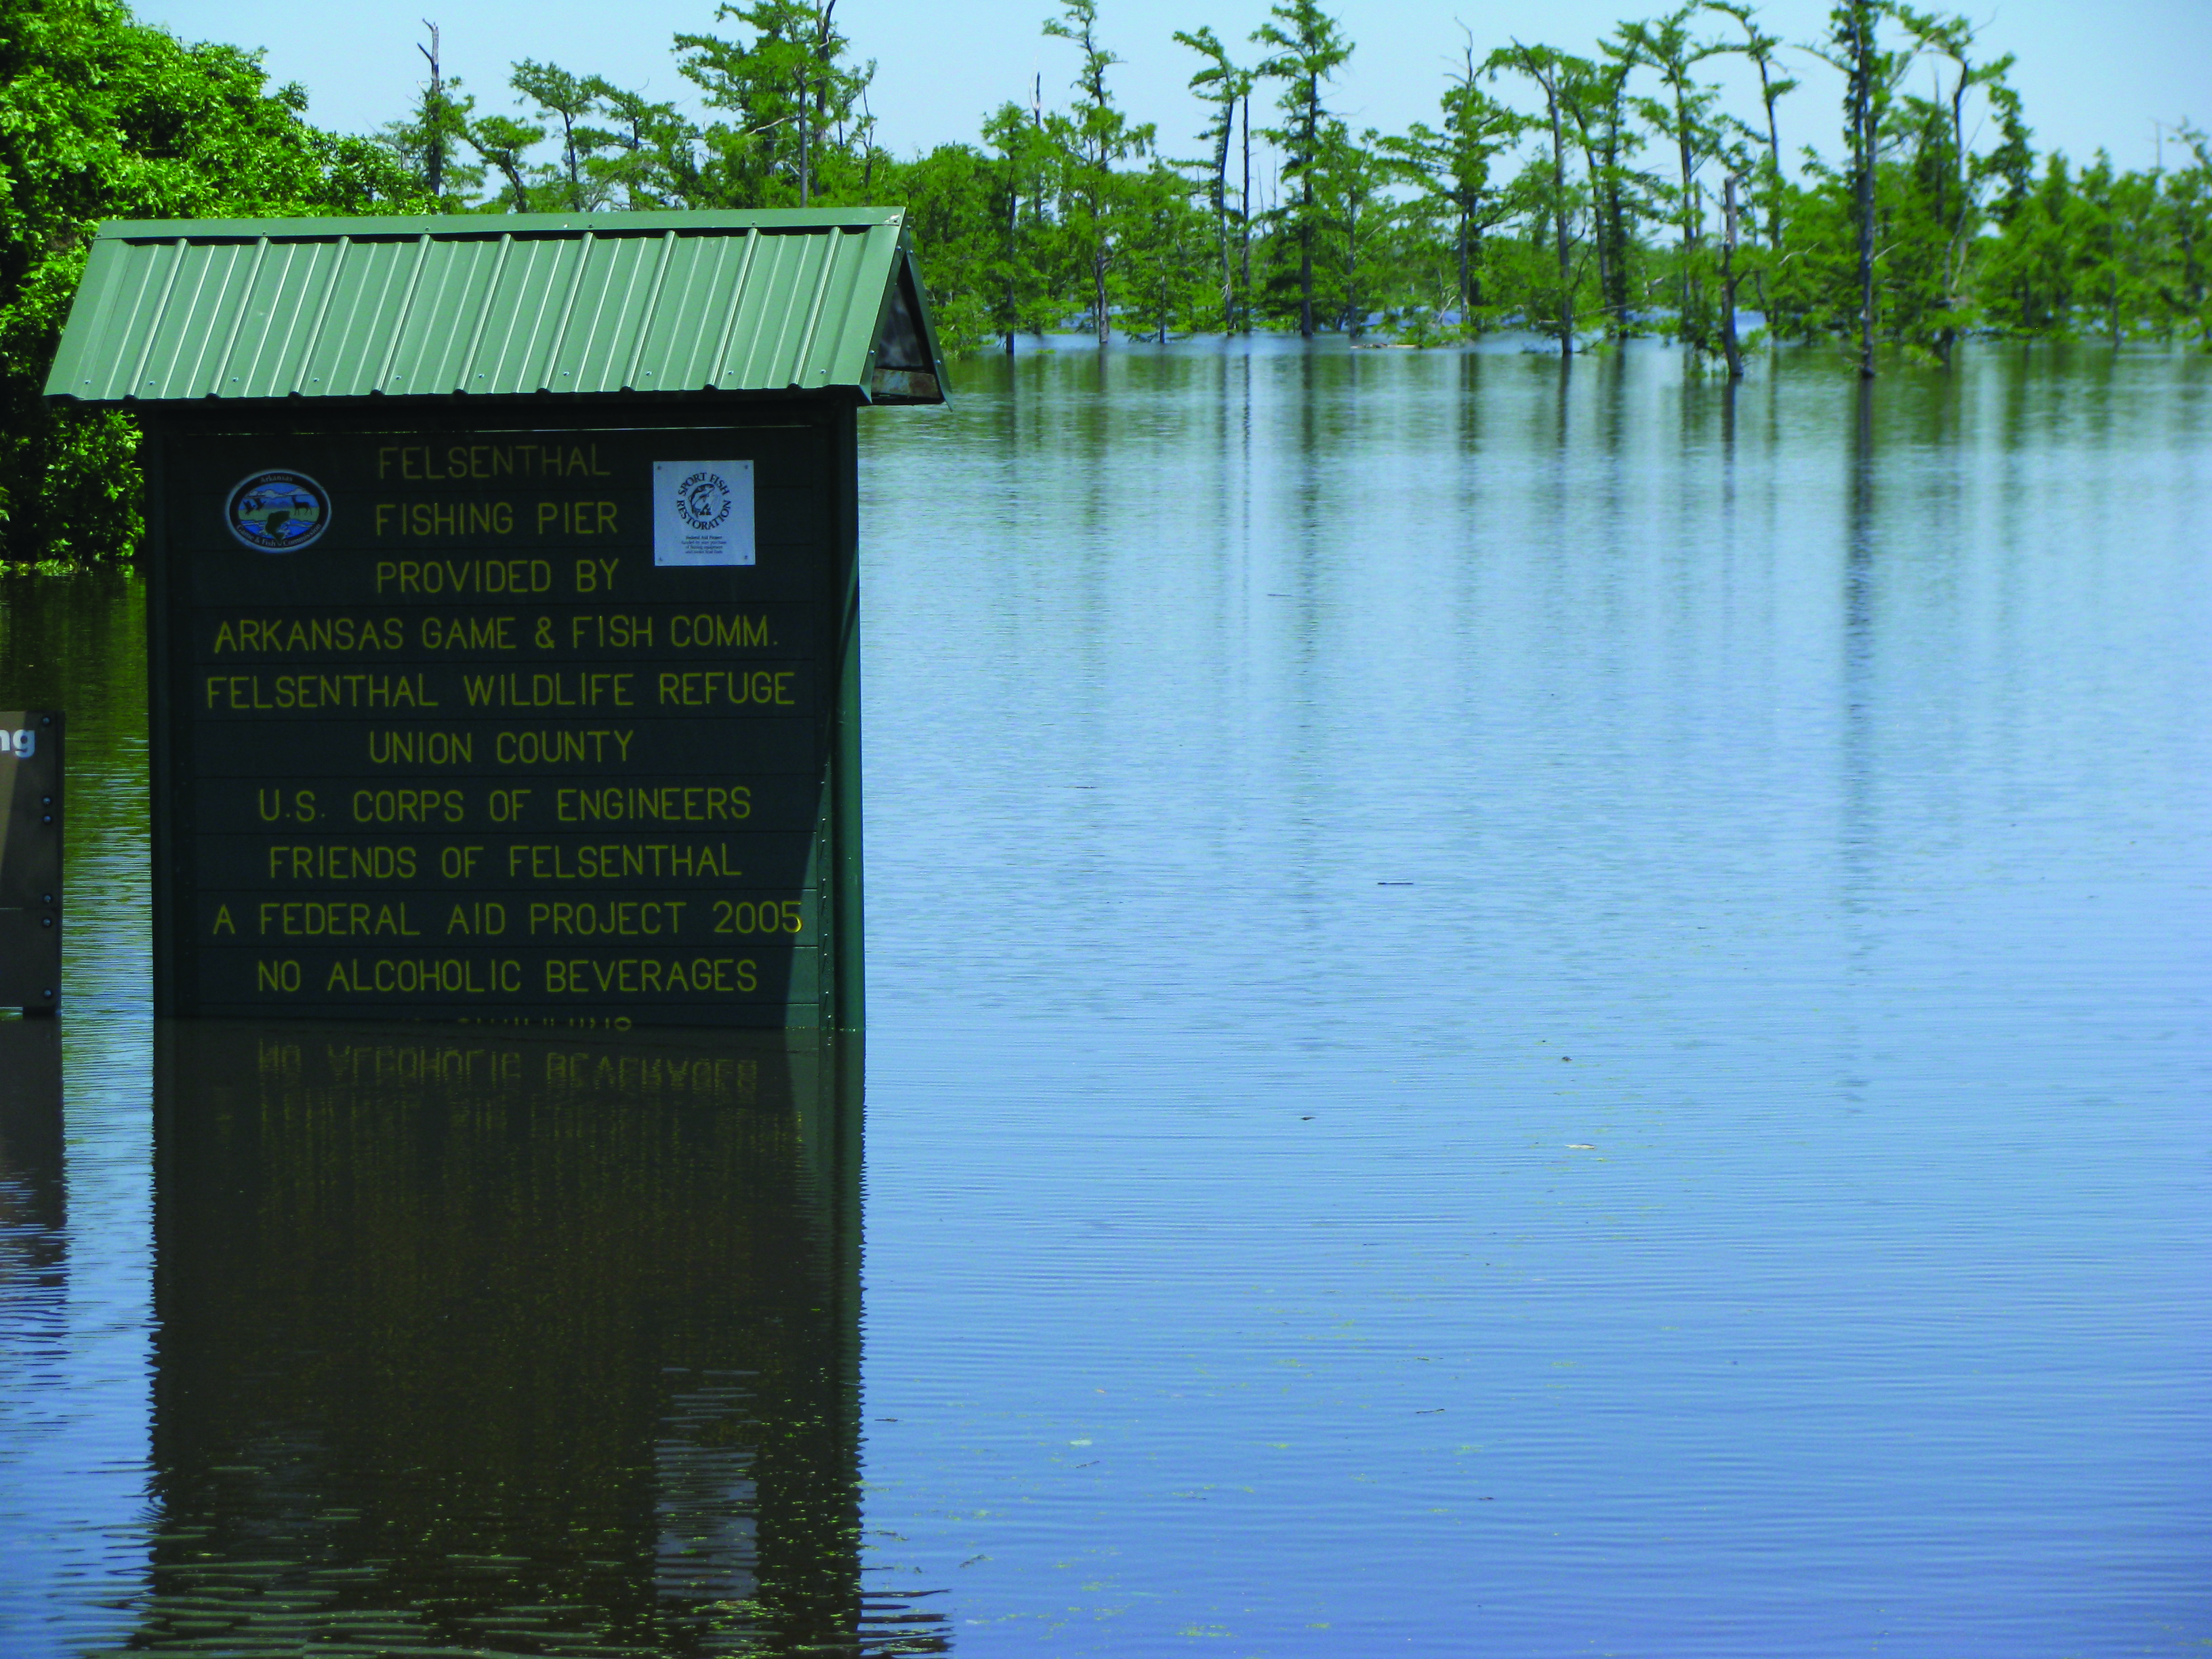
[0,712,62,1013]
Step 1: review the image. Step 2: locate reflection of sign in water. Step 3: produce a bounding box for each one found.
[226,470,330,552]
[137,1025,909,1655]
[653,461,754,567]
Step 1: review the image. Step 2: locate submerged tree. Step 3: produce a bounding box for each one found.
[1045,0,1153,345]
[1174,26,1252,331]
[1619,5,1727,346]
[1492,40,1583,357]
[1384,30,1523,325]
[1566,47,1639,335]
[580,86,706,210]
[1252,0,1351,337]
[1816,0,1889,375]
[981,97,1057,349]
[360,0,2212,367]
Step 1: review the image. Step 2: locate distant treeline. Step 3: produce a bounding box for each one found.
[365,0,2211,368]
[2,0,2207,563]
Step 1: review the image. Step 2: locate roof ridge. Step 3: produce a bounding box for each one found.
[93,208,910,243]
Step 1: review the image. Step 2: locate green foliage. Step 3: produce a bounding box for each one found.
[0,0,423,566]
[1172,26,1252,331]
[676,1,877,209]
[874,142,1002,351]
[1118,162,1213,340]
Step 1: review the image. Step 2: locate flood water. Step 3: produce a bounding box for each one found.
[1,340,2208,1656]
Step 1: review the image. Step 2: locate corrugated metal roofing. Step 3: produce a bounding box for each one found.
[45,209,946,406]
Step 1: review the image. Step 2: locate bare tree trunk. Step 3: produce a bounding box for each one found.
[1346,196,1359,337]
[1849,6,1877,378]
[1096,175,1110,349]
[1240,94,1252,331]
[1677,119,1698,343]
[1936,70,1973,367]
[1548,98,1573,359]
[1456,207,1469,316]
[1210,96,1233,331]
[2108,211,2121,345]
[1510,44,1575,361]
[1574,119,1610,333]
[1090,90,1110,350]
[1298,205,1313,335]
[1096,241,1110,348]
[1298,89,1317,337]
[802,1,839,207]
[1721,174,1744,380]
[418,22,445,199]
[1216,173,1231,331]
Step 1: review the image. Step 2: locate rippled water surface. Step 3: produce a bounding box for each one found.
[2,342,2208,1656]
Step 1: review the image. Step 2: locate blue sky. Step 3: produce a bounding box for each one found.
[140,0,2212,182]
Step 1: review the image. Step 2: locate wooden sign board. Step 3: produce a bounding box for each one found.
[0,710,62,1012]
[144,410,860,1029]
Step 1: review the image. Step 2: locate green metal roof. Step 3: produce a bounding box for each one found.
[45,208,947,407]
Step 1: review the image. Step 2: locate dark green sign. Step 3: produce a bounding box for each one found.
[146,414,860,1029]
[0,710,62,1012]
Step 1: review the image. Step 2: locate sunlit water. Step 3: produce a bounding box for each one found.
[1,340,2207,1656]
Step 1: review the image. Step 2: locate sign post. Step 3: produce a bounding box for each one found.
[47,211,946,1029]
[0,710,62,1014]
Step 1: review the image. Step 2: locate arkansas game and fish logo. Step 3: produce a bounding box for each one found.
[225,470,330,552]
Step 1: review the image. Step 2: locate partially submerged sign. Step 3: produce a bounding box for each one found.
[48,210,947,1029]
[0,711,62,1013]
